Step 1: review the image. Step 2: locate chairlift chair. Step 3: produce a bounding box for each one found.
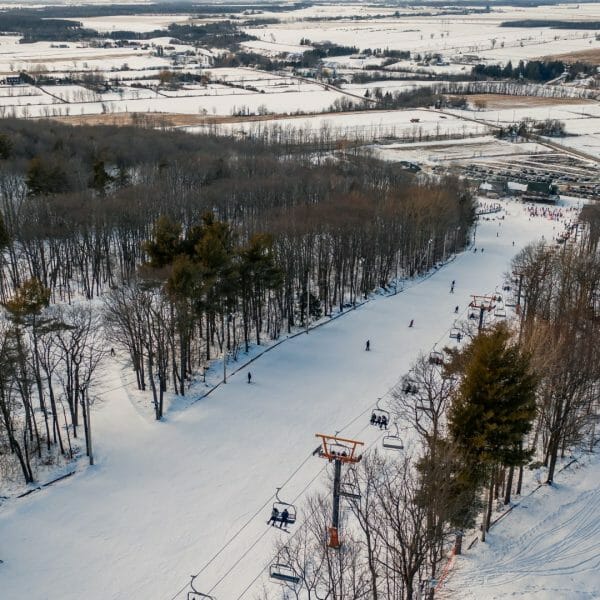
[449,328,461,339]
[382,423,404,451]
[328,441,353,458]
[428,351,444,366]
[370,398,390,428]
[494,307,506,318]
[402,376,419,394]
[340,467,361,501]
[382,434,404,450]
[271,488,297,525]
[270,563,300,585]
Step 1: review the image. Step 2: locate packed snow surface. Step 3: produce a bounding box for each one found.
[445,453,600,600]
[0,197,586,599]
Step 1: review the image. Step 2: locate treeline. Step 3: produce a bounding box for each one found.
[0,14,96,43]
[501,19,600,29]
[268,213,600,600]
[0,10,256,47]
[472,59,596,83]
[0,119,474,483]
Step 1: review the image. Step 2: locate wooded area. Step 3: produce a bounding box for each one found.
[0,119,473,483]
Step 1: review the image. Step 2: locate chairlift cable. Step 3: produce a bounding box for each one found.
[167,449,317,600]
[171,280,498,599]
[234,422,386,600]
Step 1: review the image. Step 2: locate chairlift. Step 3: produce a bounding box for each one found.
[428,350,444,366]
[402,376,419,395]
[382,423,404,451]
[271,488,297,525]
[340,467,361,501]
[369,398,390,428]
[188,575,216,600]
[269,563,300,585]
[449,328,462,340]
[494,307,506,318]
[328,441,353,458]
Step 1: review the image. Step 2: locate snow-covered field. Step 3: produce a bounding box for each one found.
[0,196,587,600]
[445,452,600,600]
[445,102,600,157]
[185,108,490,140]
[372,135,551,166]
[246,5,600,63]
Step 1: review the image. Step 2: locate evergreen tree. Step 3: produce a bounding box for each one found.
[448,323,537,539]
[144,216,182,268]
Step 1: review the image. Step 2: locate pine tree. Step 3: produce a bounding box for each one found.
[448,322,537,540]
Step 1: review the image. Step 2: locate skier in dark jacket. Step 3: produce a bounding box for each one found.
[280,508,290,529]
[365,340,370,351]
[269,507,279,526]
[409,319,414,328]
[247,372,252,384]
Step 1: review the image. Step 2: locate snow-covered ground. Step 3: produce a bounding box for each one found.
[444,452,600,600]
[246,5,600,62]
[185,108,490,140]
[372,135,551,166]
[0,197,585,600]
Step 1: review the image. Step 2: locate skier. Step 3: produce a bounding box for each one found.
[452,280,455,286]
[269,507,279,526]
[512,241,515,246]
[365,339,370,351]
[481,248,484,253]
[247,372,252,384]
[456,332,462,343]
[409,319,414,328]
[370,412,377,425]
[280,508,290,529]
[380,415,388,429]
[450,284,454,293]
[110,347,115,357]
[455,305,459,314]
[375,415,382,428]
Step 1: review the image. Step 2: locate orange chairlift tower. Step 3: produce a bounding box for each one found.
[315,433,364,549]
[468,294,496,332]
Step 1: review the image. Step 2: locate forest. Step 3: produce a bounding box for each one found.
[0,119,474,484]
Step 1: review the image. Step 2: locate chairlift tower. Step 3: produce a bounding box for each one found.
[469,294,496,332]
[315,433,364,549]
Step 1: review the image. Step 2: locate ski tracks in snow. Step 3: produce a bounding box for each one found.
[446,458,600,600]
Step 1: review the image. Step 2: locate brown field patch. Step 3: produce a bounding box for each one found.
[463,94,596,109]
[538,47,600,64]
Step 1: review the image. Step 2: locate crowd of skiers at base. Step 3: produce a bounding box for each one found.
[370,413,388,429]
[269,507,290,528]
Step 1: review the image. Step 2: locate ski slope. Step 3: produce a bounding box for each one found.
[0,198,578,600]
[444,453,600,600]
